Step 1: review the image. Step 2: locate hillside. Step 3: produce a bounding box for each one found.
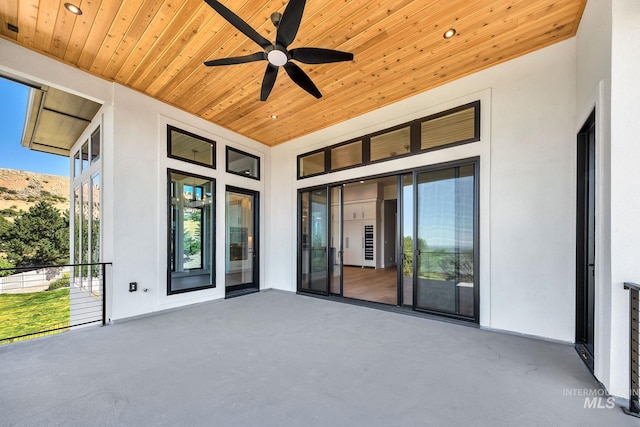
[0,168,69,218]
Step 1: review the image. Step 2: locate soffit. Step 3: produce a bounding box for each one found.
[1,0,586,146]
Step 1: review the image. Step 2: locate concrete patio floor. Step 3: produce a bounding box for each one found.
[0,290,636,426]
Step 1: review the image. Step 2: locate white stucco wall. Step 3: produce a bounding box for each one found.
[575,0,614,398]
[0,38,269,321]
[108,84,268,320]
[267,38,577,343]
[609,0,640,400]
[574,0,640,400]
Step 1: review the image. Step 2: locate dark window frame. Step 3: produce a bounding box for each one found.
[328,138,364,173]
[297,147,328,179]
[167,125,216,169]
[417,100,481,154]
[368,123,413,165]
[166,168,217,295]
[225,146,261,180]
[296,100,480,179]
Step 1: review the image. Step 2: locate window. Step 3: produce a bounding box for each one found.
[71,124,102,296]
[167,125,216,168]
[168,170,215,294]
[298,150,326,178]
[74,151,81,177]
[420,103,478,151]
[90,128,101,164]
[226,146,260,180]
[370,127,411,162]
[296,101,480,179]
[330,140,362,171]
[81,141,89,171]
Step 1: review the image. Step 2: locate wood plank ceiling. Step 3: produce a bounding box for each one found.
[0,0,587,146]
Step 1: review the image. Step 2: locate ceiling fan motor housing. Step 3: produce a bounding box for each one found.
[271,12,282,27]
[204,0,353,100]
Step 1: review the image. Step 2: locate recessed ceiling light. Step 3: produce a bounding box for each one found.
[270,114,278,119]
[64,3,83,15]
[443,28,456,39]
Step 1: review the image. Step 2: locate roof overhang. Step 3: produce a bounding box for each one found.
[20,84,101,156]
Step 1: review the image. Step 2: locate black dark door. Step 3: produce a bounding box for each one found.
[225,187,259,294]
[576,109,596,369]
[298,188,329,295]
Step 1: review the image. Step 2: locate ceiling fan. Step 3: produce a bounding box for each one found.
[204,0,354,101]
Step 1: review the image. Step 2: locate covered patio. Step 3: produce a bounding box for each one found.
[0,291,634,426]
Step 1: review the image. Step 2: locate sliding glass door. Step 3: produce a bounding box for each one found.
[297,160,478,322]
[330,185,343,295]
[414,164,477,319]
[298,188,329,294]
[400,173,414,307]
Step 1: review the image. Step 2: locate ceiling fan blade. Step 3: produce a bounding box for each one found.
[204,52,266,67]
[260,64,279,101]
[205,0,271,49]
[289,48,354,64]
[283,62,322,99]
[276,0,306,48]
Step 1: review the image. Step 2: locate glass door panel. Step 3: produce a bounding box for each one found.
[298,188,329,294]
[415,165,475,318]
[401,174,414,306]
[225,188,258,292]
[330,186,342,295]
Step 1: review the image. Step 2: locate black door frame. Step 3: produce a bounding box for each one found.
[225,186,259,293]
[296,186,331,295]
[575,109,596,371]
[330,185,344,296]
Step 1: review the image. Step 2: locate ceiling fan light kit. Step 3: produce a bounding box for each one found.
[204,0,354,101]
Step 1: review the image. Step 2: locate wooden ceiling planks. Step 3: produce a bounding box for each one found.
[0,0,587,146]
[0,1,18,41]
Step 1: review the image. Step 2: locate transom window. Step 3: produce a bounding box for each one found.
[167,125,216,168]
[296,101,480,179]
[226,146,260,180]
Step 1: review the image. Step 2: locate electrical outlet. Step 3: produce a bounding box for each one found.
[129,282,137,292]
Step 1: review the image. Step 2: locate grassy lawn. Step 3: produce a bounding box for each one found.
[0,289,70,343]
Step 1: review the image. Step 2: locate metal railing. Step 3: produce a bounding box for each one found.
[0,263,110,344]
[624,282,640,417]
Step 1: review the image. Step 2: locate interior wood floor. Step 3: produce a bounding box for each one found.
[343,266,398,305]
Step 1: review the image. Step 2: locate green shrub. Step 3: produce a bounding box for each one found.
[0,258,14,277]
[47,277,70,291]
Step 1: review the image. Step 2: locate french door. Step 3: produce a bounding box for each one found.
[225,187,259,293]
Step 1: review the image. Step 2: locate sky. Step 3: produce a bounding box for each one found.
[0,77,69,177]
